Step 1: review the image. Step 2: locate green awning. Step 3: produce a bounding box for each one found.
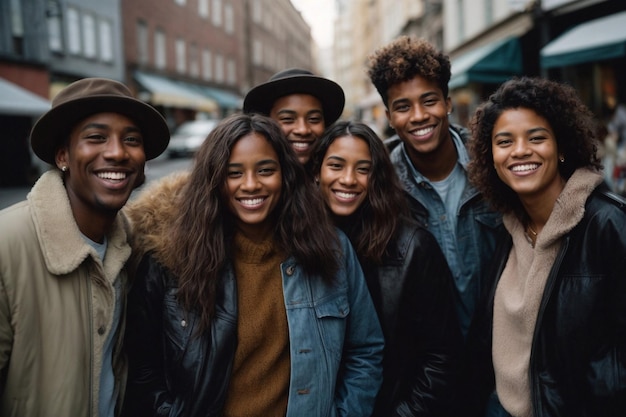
[0,77,50,116]
[541,11,626,68]
[449,37,522,89]
[201,87,242,109]
[134,71,218,112]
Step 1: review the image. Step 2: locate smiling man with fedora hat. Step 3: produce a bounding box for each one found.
[244,68,345,168]
[0,77,169,417]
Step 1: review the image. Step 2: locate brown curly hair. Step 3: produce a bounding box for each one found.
[366,36,451,107]
[468,76,603,217]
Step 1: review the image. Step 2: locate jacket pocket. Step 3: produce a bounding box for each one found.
[163,288,194,362]
[314,294,350,361]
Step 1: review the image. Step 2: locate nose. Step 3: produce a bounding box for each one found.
[292,118,311,136]
[240,172,260,191]
[103,136,129,161]
[511,138,531,158]
[409,105,428,123]
[339,168,357,186]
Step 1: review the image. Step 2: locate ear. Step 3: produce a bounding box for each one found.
[385,107,390,123]
[55,146,69,171]
[446,97,452,114]
[314,175,320,184]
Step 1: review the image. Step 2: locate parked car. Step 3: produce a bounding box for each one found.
[167,119,219,158]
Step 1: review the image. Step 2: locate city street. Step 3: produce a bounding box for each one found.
[0,154,194,210]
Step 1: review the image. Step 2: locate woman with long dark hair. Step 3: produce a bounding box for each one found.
[310,121,462,416]
[122,114,384,417]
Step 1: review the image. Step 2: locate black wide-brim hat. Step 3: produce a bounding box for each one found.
[31,77,170,164]
[243,68,345,125]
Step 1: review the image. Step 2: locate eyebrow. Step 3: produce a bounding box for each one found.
[275,109,323,116]
[80,122,141,134]
[493,126,551,139]
[390,91,439,107]
[228,159,279,167]
[326,155,372,165]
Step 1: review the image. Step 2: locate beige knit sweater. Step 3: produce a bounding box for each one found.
[492,168,603,417]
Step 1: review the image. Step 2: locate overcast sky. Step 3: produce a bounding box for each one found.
[291,0,336,49]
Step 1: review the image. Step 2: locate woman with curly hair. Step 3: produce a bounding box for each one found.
[310,121,463,417]
[122,114,384,417]
[465,77,626,417]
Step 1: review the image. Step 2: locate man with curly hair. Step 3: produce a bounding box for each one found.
[366,36,502,340]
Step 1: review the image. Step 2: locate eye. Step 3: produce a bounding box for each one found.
[308,116,323,124]
[124,135,144,145]
[394,104,409,112]
[278,117,295,124]
[86,133,106,141]
[227,170,242,178]
[357,166,371,174]
[258,167,277,176]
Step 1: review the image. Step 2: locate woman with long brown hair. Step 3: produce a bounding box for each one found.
[310,121,462,416]
[122,114,384,417]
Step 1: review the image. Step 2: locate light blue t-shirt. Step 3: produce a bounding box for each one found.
[82,234,121,417]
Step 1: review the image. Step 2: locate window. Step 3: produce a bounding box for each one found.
[82,13,97,58]
[215,54,224,82]
[199,0,209,18]
[47,1,63,52]
[98,19,113,62]
[227,58,236,85]
[176,38,186,74]
[10,0,24,54]
[224,3,234,34]
[485,0,494,25]
[457,0,465,40]
[252,0,262,23]
[189,43,199,77]
[252,39,262,65]
[155,29,166,70]
[137,20,149,65]
[202,49,212,80]
[67,7,81,54]
[212,0,222,26]
[174,0,186,5]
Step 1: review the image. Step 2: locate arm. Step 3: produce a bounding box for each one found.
[122,254,176,417]
[390,228,463,417]
[334,236,385,417]
[0,272,12,394]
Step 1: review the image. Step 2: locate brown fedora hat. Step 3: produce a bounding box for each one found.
[243,68,345,125]
[31,77,170,164]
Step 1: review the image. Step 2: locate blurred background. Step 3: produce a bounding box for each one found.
[1,0,625,204]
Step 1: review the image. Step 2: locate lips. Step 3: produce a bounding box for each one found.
[237,197,266,208]
[333,190,361,201]
[510,163,540,173]
[289,141,312,152]
[97,171,128,181]
[410,126,435,137]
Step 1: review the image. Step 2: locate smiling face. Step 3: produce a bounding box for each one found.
[318,135,371,217]
[386,75,452,159]
[55,112,146,225]
[223,132,282,238]
[491,107,565,204]
[270,93,325,164]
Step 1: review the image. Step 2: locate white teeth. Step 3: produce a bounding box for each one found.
[291,142,310,150]
[335,191,358,199]
[239,198,264,207]
[97,172,127,180]
[511,164,539,172]
[413,127,434,136]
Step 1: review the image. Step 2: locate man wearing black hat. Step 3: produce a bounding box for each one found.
[0,78,170,417]
[244,68,345,167]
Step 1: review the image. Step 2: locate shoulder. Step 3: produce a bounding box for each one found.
[386,217,438,261]
[450,123,470,143]
[0,201,36,251]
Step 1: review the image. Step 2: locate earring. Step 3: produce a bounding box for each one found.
[447,111,451,115]
[559,156,565,163]
[61,166,68,172]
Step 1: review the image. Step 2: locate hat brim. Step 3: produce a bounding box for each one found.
[30,95,170,164]
[243,76,345,126]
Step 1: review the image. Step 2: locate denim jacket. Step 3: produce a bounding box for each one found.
[123,231,384,417]
[386,126,502,337]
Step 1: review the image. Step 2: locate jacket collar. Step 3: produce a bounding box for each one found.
[28,170,131,277]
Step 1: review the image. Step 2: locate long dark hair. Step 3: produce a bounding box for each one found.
[163,113,339,331]
[311,121,409,263]
[468,76,602,217]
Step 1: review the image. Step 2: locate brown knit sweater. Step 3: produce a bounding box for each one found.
[222,230,290,417]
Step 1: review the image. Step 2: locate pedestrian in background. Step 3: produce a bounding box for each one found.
[311,120,463,416]
[0,77,169,416]
[465,76,626,417]
[243,68,345,172]
[122,113,384,417]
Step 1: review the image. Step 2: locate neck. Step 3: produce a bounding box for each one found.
[73,211,115,243]
[408,132,458,181]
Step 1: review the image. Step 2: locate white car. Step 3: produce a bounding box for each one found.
[167,119,219,158]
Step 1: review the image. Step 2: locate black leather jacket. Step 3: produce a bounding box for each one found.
[465,188,626,417]
[359,218,463,417]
